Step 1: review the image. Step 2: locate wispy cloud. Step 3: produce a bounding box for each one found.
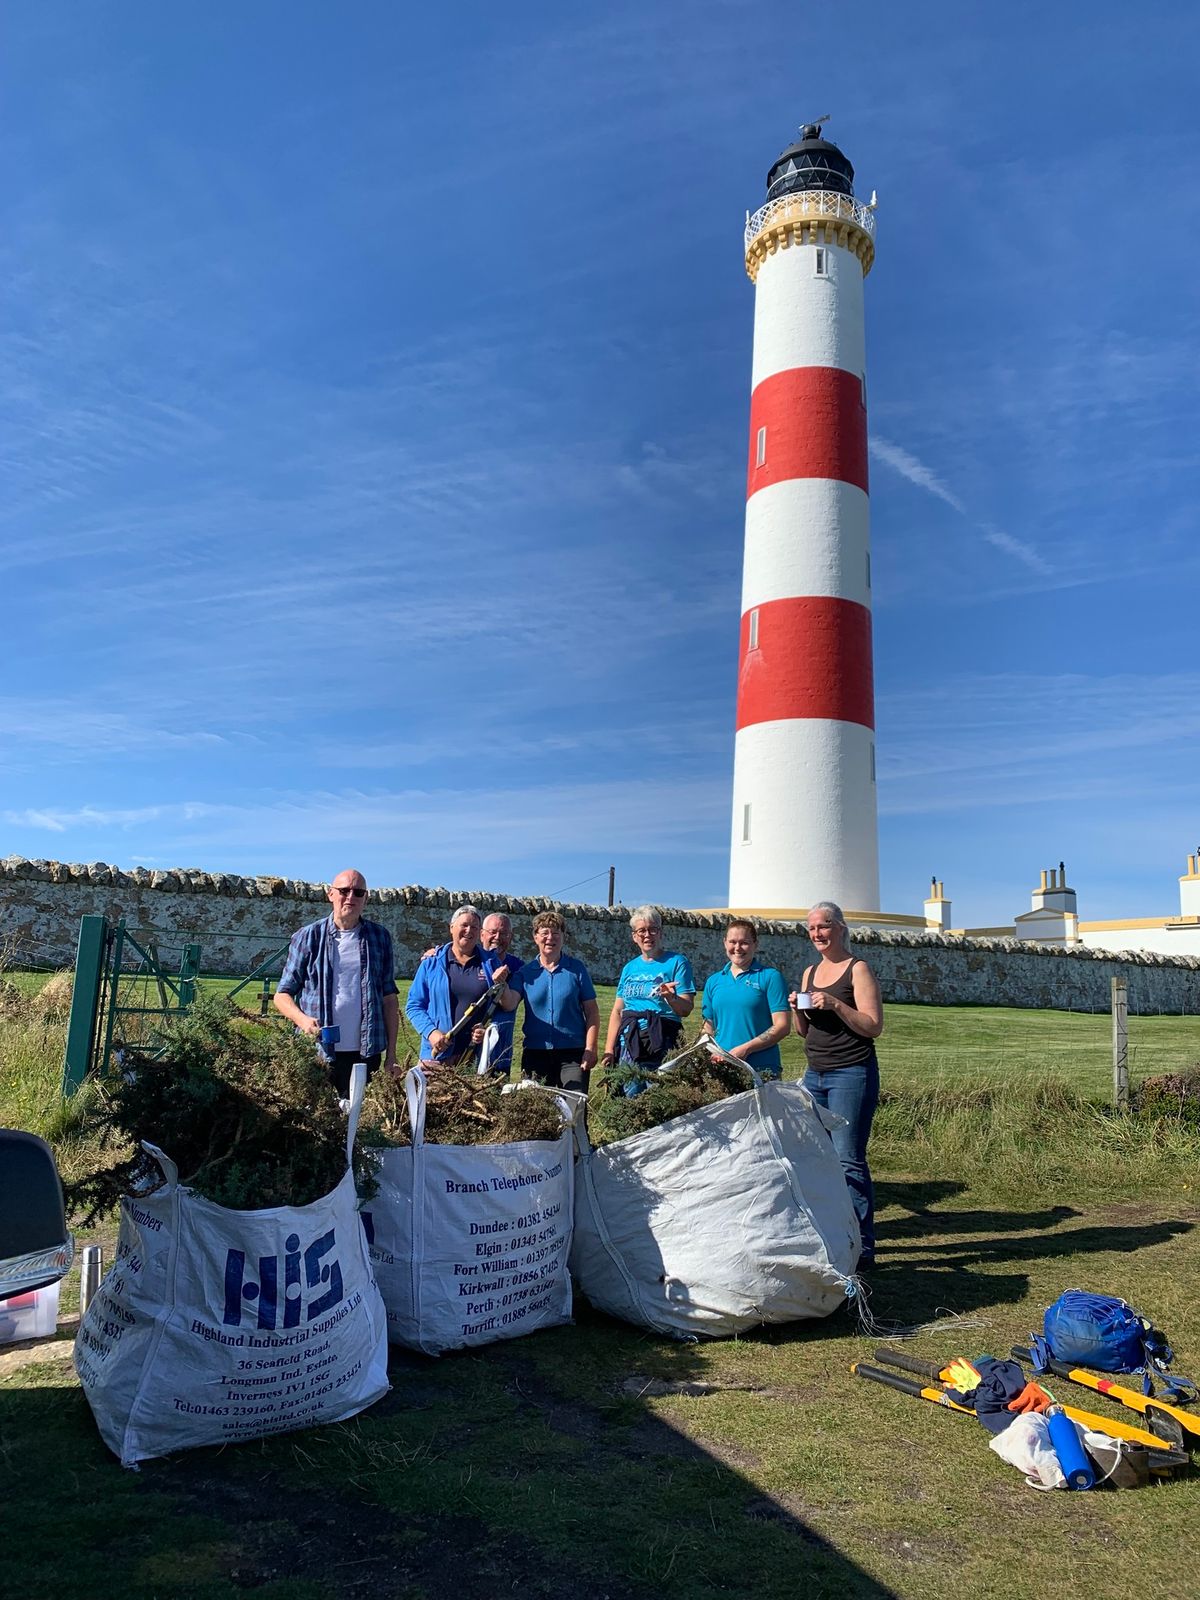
[870,435,1053,577]
[877,671,1200,814]
[869,437,965,514]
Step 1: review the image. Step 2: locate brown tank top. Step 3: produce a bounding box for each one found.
[802,957,877,1070]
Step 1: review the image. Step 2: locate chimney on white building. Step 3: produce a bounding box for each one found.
[1031,862,1077,916]
[924,876,951,933]
[1180,850,1200,918]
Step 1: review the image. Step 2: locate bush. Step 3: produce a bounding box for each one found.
[1130,1064,1200,1129]
[31,970,73,1021]
[0,976,28,1019]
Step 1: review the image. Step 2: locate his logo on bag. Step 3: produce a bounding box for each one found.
[222,1229,343,1329]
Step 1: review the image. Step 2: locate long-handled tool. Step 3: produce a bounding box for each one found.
[1012,1345,1200,1447]
[437,978,508,1065]
[852,1361,976,1414]
[873,1346,981,1390]
[865,1349,1190,1460]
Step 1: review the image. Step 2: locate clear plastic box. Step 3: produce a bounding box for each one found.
[0,1280,61,1344]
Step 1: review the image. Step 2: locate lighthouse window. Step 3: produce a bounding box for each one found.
[748,608,759,649]
[865,551,871,589]
[814,247,829,277]
[755,426,767,467]
[860,373,867,410]
[742,803,752,844]
[870,743,876,783]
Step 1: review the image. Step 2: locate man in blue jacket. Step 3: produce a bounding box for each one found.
[406,904,520,1065]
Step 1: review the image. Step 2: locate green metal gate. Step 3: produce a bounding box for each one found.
[60,916,288,1095]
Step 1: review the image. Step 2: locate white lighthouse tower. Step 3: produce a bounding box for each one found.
[728,123,880,916]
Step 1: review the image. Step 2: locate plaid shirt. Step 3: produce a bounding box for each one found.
[277,914,397,1059]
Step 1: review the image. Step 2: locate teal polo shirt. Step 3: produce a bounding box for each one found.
[701,960,789,1075]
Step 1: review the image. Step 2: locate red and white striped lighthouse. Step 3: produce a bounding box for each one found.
[728,124,880,916]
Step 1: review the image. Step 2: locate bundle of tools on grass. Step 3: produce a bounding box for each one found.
[361,1066,566,1148]
[588,1038,754,1146]
[65,995,369,1222]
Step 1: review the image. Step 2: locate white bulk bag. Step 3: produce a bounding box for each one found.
[365,1068,575,1356]
[571,1077,859,1338]
[75,1064,389,1466]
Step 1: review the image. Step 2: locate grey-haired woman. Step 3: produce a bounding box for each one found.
[789,900,883,1271]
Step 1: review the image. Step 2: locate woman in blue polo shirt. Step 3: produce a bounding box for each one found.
[511,910,600,1090]
[701,919,791,1078]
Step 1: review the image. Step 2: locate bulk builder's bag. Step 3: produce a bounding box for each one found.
[571,1076,859,1338]
[74,1065,389,1466]
[365,1068,575,1355]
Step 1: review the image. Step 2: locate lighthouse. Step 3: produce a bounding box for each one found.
[728,124,880,917]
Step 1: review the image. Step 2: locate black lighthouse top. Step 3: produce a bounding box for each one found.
[765,124,855,203]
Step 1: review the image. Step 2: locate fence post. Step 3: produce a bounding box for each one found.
[61,915,109,1096]
[1111,975,1129,1110]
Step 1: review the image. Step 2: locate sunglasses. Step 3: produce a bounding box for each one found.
[332,886,366,898]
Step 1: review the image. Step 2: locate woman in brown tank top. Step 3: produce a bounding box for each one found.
[788,900,883,1271]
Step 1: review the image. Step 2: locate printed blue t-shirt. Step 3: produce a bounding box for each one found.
[701,959,789,1075]
[615,951,696,1016]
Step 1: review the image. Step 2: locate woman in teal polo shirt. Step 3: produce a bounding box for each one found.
[700,919,791,1078]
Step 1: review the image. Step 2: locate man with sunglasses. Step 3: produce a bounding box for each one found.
[274,869,399,1096]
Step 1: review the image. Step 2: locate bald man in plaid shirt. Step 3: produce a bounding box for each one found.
[274,868,400,1096]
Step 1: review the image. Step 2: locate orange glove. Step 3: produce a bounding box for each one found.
[1007,1381,1053,1415]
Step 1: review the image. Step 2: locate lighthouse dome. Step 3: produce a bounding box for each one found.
[765,127,855,202]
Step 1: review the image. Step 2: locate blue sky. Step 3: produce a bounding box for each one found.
[1,2,1197,925]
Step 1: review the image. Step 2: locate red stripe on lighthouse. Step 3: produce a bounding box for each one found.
[746,367,868,497]
[735,595,874,730]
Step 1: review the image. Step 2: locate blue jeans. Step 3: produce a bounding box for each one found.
[802,1055,879,1260]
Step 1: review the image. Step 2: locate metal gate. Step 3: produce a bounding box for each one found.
[60,916,289,1094]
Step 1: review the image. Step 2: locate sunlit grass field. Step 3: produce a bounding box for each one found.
[3,973,1199,1599]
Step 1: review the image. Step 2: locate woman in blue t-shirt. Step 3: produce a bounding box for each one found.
[602,904,696,1069]
[700,919,790,1078]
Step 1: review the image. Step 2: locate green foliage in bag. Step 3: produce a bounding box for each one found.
[64,995,373,1219]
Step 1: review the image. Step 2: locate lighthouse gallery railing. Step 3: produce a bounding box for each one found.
[745,191,876,250]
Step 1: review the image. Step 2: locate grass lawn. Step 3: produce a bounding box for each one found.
[2,991,1199,1598]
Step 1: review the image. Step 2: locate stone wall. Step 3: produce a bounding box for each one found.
[2,855,1198,1014]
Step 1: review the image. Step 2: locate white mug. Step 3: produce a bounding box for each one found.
[792,992,813,1011]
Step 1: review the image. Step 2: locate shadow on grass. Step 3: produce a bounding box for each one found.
[876,1204,1081,1240]
[864,1210,1192,1329]
[880,1218,1192,1264]
[0,1314,901,1600]
[739,1192,1195,1338]
[874,1179,969,1212]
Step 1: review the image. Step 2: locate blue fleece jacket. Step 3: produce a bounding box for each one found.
[405,943,512,1062]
